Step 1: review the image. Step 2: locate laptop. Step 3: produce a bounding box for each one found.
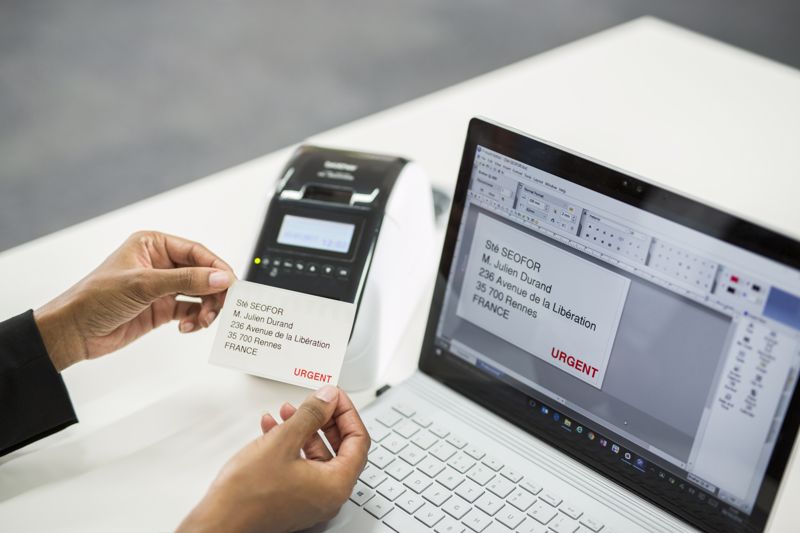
[312,118,800,533]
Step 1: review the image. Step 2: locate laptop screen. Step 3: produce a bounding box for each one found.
[419,118,800,533]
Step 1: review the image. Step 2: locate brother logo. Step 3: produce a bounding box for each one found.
[324,160,358,172]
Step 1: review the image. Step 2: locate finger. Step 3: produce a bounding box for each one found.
[327,391,370,478]
[315,409,343,452]
[279,403,334,461]
[281,402,342,452]
[277,386,339,452]
[159,233,235,272]
[261,413,279,434]
[172,300,202,333]
[132,267,234,301]
[198,295,222,328]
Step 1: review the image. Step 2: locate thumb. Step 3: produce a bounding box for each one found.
[279,386,339,450]
[132,267,234,300]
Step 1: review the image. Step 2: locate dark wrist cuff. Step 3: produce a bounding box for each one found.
[0,310,78,456]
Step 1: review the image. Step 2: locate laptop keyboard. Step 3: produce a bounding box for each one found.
[350,403,608,533]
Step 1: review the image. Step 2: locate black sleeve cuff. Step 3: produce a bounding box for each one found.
[0,310,78,456]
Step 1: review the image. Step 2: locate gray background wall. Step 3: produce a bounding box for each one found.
[2,0,798,252]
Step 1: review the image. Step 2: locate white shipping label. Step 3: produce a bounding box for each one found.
[209,280,356,389]
[456,213,630,389]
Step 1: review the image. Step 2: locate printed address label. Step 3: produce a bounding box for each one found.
[209,280,356,389]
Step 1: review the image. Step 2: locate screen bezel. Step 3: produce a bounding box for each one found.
[418,117,800,533]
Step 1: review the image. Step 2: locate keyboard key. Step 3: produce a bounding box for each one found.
[508,488,536,512]
[418,455,446,478]
[547,513,579,533]
[455,479,484,503]
[416,504,445,527]
[539,491,562,507]
[500,467,523,483]
[397,492,426,514]
[487,476,515,498]
[395,419,420,439]
[430,424,451,438]
[404,471,433,493]
[411,430,439,450]
[461,508,492,532]
[560,504,583,520]
[369,447,395,469]
[464,445,486,460]
[437,467,465,490]
[483,522,513,533]
[435,516,466,533]
[392,403,416,417]
[377,410,404,428]
[385,459,414,481]
[413,414,433,428]
[382,435,409,454]
[431,441,458,462]
[377,478,406,501]
[383,507,427,533]
[349,481,375,506]
[517,517,549,533]
[475,492,505,516]
[579,516,605,532]
[449,453,476,474]
[521,480,543,495]
[364,494,393,519]
[422,483,452,506]
[481,456,504,471]
[359,466,387,489]
[467,464,496,486]
[446,434,468,449]
[528,500,557,524]
[442,495,470,519]
[496,506,526,529]
[399,445,426,466]
[367,423,391,442]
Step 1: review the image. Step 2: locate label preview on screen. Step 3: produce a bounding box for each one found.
[456,213,630,388]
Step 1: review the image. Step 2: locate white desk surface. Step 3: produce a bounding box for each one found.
[1,17,799,532]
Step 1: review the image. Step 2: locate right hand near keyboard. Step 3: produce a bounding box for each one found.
[177,386,370,533]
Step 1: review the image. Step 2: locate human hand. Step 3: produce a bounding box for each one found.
[178,386,370,533]
[34,231,235,371]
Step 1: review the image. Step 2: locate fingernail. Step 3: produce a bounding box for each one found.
[180,322,194,333]
[209,271,231,289]
[206,312,217,326]
[315,385,338,403]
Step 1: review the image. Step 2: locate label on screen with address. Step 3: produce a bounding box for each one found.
[209,280,355,389]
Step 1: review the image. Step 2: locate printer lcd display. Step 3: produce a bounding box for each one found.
[276,214,355,254]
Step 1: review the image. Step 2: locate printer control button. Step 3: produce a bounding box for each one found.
[295,261,305,272]
[283,259,294,270]
[336,267,350,279]
[307,263,319,274]
[322,265,335,276]
[269,267,279,278]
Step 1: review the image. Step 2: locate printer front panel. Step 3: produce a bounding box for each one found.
[246,200,380,304]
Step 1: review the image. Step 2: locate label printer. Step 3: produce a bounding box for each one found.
[246,145,436,391]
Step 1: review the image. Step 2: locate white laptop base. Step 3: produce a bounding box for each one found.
[308,372,697,533]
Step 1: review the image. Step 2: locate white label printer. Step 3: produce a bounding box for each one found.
[246,145,436,391]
